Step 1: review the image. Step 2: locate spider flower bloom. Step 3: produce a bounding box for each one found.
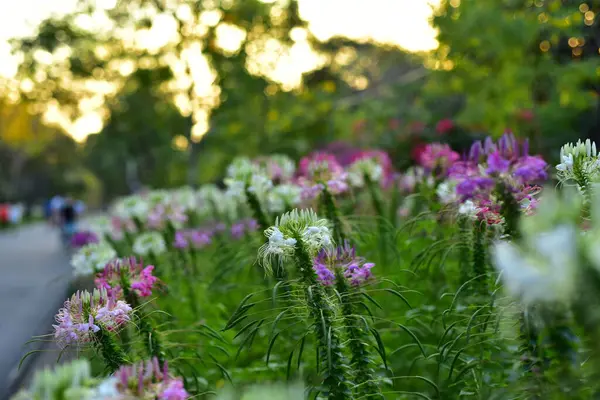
[556,138,600,184]
[133,232,167,256]
[266,184,302,213]
[95,257,158,298]
[346,150,393,188]
[71,242,117,276]
[147,202,188,230]
[53,289,132,348]
[113,195,150,223]
[255,154,296,182]
[70,231,99,248]
[313,242,375,287]
[416,143,460,175]
[258,209,333,268]
[100,358,189,399]
[297,152,348,199]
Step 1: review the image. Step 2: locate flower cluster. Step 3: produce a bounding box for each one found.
[346,150,393,188]
[98,358,189,399]
[266,184,303,213]
[259,209,333,266]
[313,242,375,287]
[146,202,188,230]
[173,229,213,250]
[416,143,460,176]
[255,154,296,183]
[133,232,167,256]
[297,152,349,200]
[444,132,547,223]
[53,289,132,348]
[556,139,600,201]
[95,257,158,298]
[71,242,118,276]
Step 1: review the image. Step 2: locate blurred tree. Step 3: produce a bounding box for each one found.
[429,0,599,155]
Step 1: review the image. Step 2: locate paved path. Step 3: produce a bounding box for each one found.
[0,223,72,398]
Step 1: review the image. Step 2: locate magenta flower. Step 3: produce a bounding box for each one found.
[417,143,460,174]
[112,358,189,399]
[436,118,455,134]
[512,156,547,183]
[53,289,132,348]
[95,257,158,299]
[486,151,511,175]
[70,231,99,248]
[313,242,375,287]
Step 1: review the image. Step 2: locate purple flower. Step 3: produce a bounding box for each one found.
[486,151,510,175]
[456,177,495,199]
[314,250,336,286]
[468,141,484,163]
[513,156,547,183]
[190,230,212,248]
[313,242,375,287]
[173,231,189,249]
[53,289,132,348]
[230,223,246,240]
[245,219,258,232]
[70,231,99,248]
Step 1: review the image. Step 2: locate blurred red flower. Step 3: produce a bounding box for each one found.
[436,119,454,134]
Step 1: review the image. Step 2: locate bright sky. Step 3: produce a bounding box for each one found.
[0,0,440,141]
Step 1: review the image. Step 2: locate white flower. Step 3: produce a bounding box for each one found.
[267,184,302,213]
[259,227,298,266]
[301,225,333,250]
[173,186,197,211]
[71,242,117,276]
[347,159,383,188]
[133,232,167,256]
[556,154,573,172]
[436,180,458,204]
[88,377,119,399]
[247,174,274,198]
[556,139,600,183]
[258,209,332,267]
[113,195,149,221]
[492,224,577,305]
[88,216,113,237]
[458,200,479,218]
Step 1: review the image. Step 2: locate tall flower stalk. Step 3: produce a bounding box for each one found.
[314,243,381,398]
[260,209,351,399]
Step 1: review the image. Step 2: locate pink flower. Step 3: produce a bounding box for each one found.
[114,358,189,399]
[297,152,348,198]
[95,258,159,299]
[53,289,132,348]
[436,119,454,134]
[417,143,460,173]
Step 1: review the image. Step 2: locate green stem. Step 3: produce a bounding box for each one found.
[245,187,270,229]
[320,188,345,244]
[458,217,472,288]
[122,275,166,364]
[95,328,129,373]
[472,222,487,296]
[365,176,388,266]
[293,236,351,399]
[496,181,520,240]
[335,270,381,398]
